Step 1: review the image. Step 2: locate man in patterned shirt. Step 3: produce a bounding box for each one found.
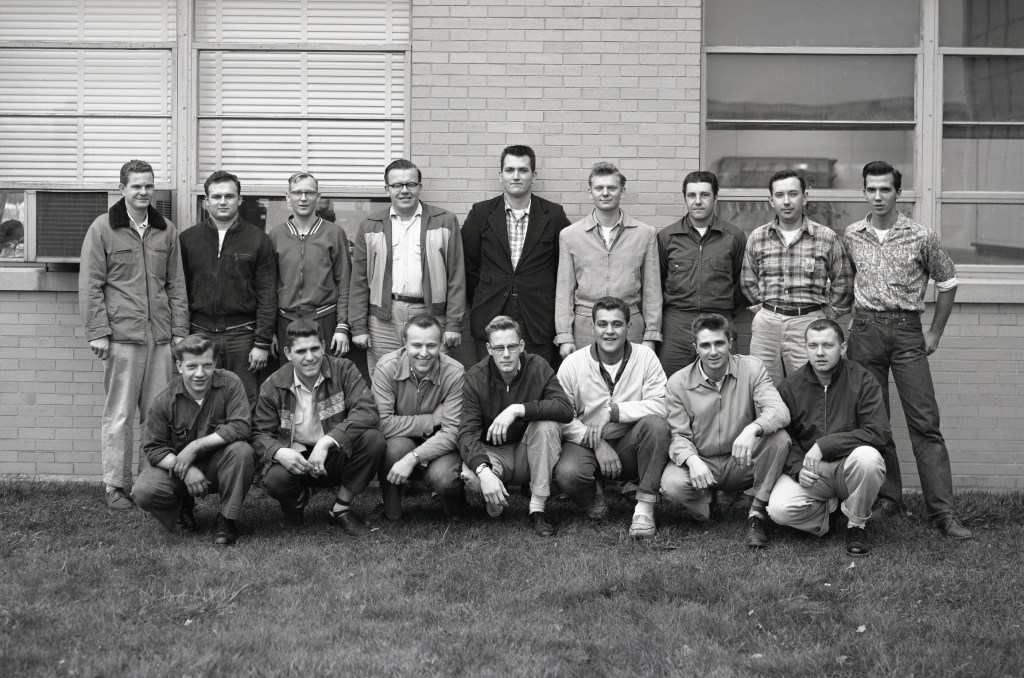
[740,169,854,386]
[843,160,971,539]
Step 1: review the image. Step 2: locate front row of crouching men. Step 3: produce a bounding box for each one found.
[134,299,890,557]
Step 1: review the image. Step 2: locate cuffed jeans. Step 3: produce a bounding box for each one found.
[378,436,464,518]
[191,324,260,408]
[847,310,956,519]
[132,441,257,531]
[554,414,671,506]
[660,429,790,520]
[464,420,562,499]
[767,446,885,536]
[749,307,826,387]
[263,430,386,513]
[366,300,448,374]
[102,340,173,489]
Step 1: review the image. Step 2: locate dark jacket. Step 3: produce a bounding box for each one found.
[657,214,747,315]
[462,194,571,342]
[142,369,251,465]
[778,358,889,478]
[179,217,277,350]
[251,355,379,471]
[457,352,574,471]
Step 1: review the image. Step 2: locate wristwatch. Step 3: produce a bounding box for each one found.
[475,462,491,476]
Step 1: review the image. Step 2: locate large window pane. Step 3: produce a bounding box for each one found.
[944,56,1024,122]
[706,0,919,47]
[0,190,26,260]
[195,195,387,240]
[941,0,1024,48]
[942,203,1024,264]
[707,55,915,122]
[708,130,915,191]
[943,125,1024,190]
[717,201,915,237]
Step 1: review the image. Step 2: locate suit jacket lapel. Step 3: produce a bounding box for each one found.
[487,201,512,262]
[517,199,548,267]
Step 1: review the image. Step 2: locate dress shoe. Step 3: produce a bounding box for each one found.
[105,487,134,511]
[845,526,871,557]
[529,511,556,537]
[933,514,973,539]
[327,508,372,536]
[628,513,656,539]
[585,489,609,520]
[214,515,238,546]
[178,496,198,532]
[743,515,769,548]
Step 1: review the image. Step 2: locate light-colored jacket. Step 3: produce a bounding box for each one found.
[79,198,188,343]
[555,210,662,344]
[665,354,790,465]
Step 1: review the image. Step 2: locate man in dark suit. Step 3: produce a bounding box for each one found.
[461,144,572,365]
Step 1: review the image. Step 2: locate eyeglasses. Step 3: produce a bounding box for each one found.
[288,190,318,199]
[387,182,421,191]
[487,343,521,355]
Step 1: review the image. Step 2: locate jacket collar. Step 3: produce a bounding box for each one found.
[168,368,232,399]
[108,198,168,230]
[797,356,847,384]
[582,209,642,232]
[199,216,248,234]
[394,347,443,384]
[850,211,912,233]
[679,353,739,390]
[266,356,336,389]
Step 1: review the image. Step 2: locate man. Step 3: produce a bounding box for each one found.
[767,319,888,557]
[843,160,972,538]
[268,172,351,361]
[659,313,790,548]
[132,335,257,546]
[740,169,854,386]
[79,159,189,510]
[179,170,276,408]
[373,314,466,521]
[252,319,385,536]
[554,162,661,358]
[462,145,572,365]
[657,171,747,377]
[350,159,466,373]
[458,315,573,536]
[554,297,671,538]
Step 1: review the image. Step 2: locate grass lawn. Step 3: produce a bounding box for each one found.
[1,479,1022,678]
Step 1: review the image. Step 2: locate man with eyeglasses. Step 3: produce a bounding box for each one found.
[179,170,276,408]
[268,171,352,363]
[462,144,571,366]
[458,315,573,536]
[349,159,466,373]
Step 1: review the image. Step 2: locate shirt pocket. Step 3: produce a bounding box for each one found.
[666,255,697,295]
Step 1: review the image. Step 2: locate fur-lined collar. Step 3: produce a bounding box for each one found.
[108,198,168,230]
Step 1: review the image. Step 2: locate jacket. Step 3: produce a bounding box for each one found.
[268,217,351,332]
[657,214,747,315]
[179,217,277,350]
[79,198,189,343]
[462,194,571,342]
[557,342,667,445]
[251,355,379,470]
[457,352,574,471]
[665,354,790,465]
[349,202,466,336]
[778,358,889,477]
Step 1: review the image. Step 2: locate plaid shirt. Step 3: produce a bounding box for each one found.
[505,200,530,269]
[844,211,958,313]
[740,216,853,319]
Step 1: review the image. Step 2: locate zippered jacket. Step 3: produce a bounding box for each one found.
[657,214,747,315]
[268,217,351,333]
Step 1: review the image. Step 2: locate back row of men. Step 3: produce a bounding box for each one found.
[80,148,971,546]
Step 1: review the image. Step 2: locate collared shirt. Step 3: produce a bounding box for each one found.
[844,211,958,313]
[505,199,531,269]
[390,202,424,297]
[740,216,854,318]
[128,212,149,236]
[291,371,328,446]
[697,360,726,392]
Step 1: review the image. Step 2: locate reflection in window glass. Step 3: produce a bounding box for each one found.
[707,55,915,122]
[195,195,389,243]
[943,125,1024,190]
[940,0,1024,48]
[716,202,915,237]
[944,57,1024,122]
[942,203,1024,265]
[0,190,26,259]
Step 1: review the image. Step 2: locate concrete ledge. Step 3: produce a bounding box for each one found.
[0,267,78,292]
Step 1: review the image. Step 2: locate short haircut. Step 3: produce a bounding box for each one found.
[588,161,626,188]
[500,144,536,172]
[204,170,241,197]
[484,315,522,343]
[682,170,720,197]
[691,313,731,340]
[285,318,322,348]
[806,317,845,344]
[172,334,214,362]
[120,159,154,186]
[403,314,444,343]
[287,171,319,191]
[592,296,630,324]
[768,169,806,194]
[862,160,902,192]
[384,158,422,185]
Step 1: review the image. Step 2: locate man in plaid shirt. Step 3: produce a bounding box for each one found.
[740,169,854,386]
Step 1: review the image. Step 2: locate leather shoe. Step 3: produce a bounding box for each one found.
[529,511,556,537]
[845,526,871,556]
[104,487,134,511]
[214,514,238,546]
[934,514,973,539]
[327,509,372,536]
[743,515,769,548]
[178,496,198,532]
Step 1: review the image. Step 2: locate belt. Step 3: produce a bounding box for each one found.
[763,303,822,317]
[854,307,920,319]
[392,293,425,304]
